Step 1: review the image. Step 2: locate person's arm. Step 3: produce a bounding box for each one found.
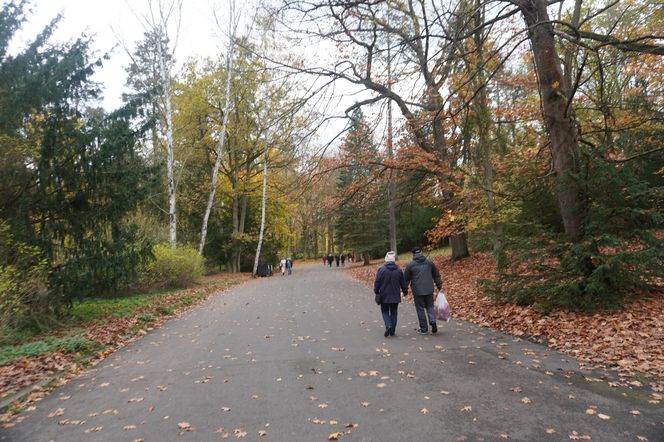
[431,261,443,290]
[404,263,412,284]
[373,268,383,295]
[399,269,408,296]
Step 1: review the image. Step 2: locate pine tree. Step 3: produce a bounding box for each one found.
[335,109,389,263]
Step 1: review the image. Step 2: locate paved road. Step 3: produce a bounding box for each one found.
[1,263,662,441]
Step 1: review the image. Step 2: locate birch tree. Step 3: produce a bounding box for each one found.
[199,0,238,255]
[125,0,183,247]
[252,154,268,276]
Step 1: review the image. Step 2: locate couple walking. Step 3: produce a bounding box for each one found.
[373,247,442,337]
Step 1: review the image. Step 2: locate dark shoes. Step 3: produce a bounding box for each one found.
[416,328,428,335]
[389,328,395,337]
[431,322,438,334]
[384,328,390,337]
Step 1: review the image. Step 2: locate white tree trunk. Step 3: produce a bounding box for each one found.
[157,31,177,247]
[252,155,268,277]
[198,39,235,255]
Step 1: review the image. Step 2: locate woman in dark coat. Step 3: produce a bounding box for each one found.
[373,251,408,337]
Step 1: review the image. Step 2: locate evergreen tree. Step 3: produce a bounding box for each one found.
[335,109,389,263]
[0,1,158,317]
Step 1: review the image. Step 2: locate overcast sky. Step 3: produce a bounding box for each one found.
[13,0,239,110]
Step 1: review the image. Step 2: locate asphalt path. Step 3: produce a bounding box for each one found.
[1,263,662,441]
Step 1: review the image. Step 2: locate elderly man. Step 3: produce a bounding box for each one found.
[404,247,442,335]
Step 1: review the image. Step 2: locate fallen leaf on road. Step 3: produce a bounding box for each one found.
[177,422,192,430]
[329,432,344,440]
[58,419,85,425]
[545,428,556,434]
[308,396,318,401]
[500,434,510,439]
[597,414,610,420]
[585,409,597,415]
[221,407,231,412]
[318,403,329,408]
[440,390,450,395]
[48,408,65,418]
[569,431,592,440]
[84,426,103,433]
[510,387,522,393]
[636,437,648,441]
[521,397,531,404]
[128,397,144,403]
[331,347,345,351]
[124,425,137,430]
[630,410,641,415]
[310,418,326,425]
[420,408,429,414]
[233,428,247,438]
[361,402,370,407]
[344,423,358,428]
[461,405,472,412]
[59,395,71,401]
[258,430,267,437]
[376,383,386,388]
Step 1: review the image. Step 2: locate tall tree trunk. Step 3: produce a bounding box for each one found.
[518,0,583,241]
[157,29,176,247]
[471,0,499,242]
[386,17,398,256]
[252,156,268,277]
[199,14,235,255]
[451,233,470,261]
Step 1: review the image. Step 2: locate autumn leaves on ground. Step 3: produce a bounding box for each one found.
[349,253,664,395]
[0,273,249,421]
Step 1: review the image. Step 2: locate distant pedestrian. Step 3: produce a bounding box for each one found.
[280,258,287,276]
[322,255,327,266]
[404,247,442,335]
[327,253,333,267]
[335,253,340,267]
[341,254,346,266]
[374,251,408,337]
[286,258,293,275]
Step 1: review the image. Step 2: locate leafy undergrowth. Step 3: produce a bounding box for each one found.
[0,273,250,411]
[349,253,664,393]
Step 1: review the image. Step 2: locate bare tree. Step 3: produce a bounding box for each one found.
[199,0,238,255]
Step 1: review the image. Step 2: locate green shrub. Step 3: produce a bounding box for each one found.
[0,221,54,332]
[140,244,204,290]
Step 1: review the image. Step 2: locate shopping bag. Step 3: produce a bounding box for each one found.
[435,291,451,322]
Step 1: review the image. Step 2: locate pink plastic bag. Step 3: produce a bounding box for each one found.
[435,291,451,322]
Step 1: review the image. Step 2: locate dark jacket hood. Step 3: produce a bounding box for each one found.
[413,254,426,263]
[384,262,399,271]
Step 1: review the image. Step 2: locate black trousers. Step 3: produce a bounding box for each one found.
[414,294,435,331]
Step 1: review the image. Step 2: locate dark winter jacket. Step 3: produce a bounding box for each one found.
[373,262,408,304]
[404,253,442,296]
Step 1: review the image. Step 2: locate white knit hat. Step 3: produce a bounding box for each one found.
[385,251,396,262]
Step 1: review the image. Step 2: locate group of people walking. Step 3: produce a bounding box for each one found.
[323,252,354,267]
[373,247,442,337]
[279,257,293,275]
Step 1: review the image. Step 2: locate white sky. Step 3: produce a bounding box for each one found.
[11,0,398,151]
[14,0,240,110]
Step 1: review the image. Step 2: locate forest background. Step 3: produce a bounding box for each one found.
[0,0,662,398]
